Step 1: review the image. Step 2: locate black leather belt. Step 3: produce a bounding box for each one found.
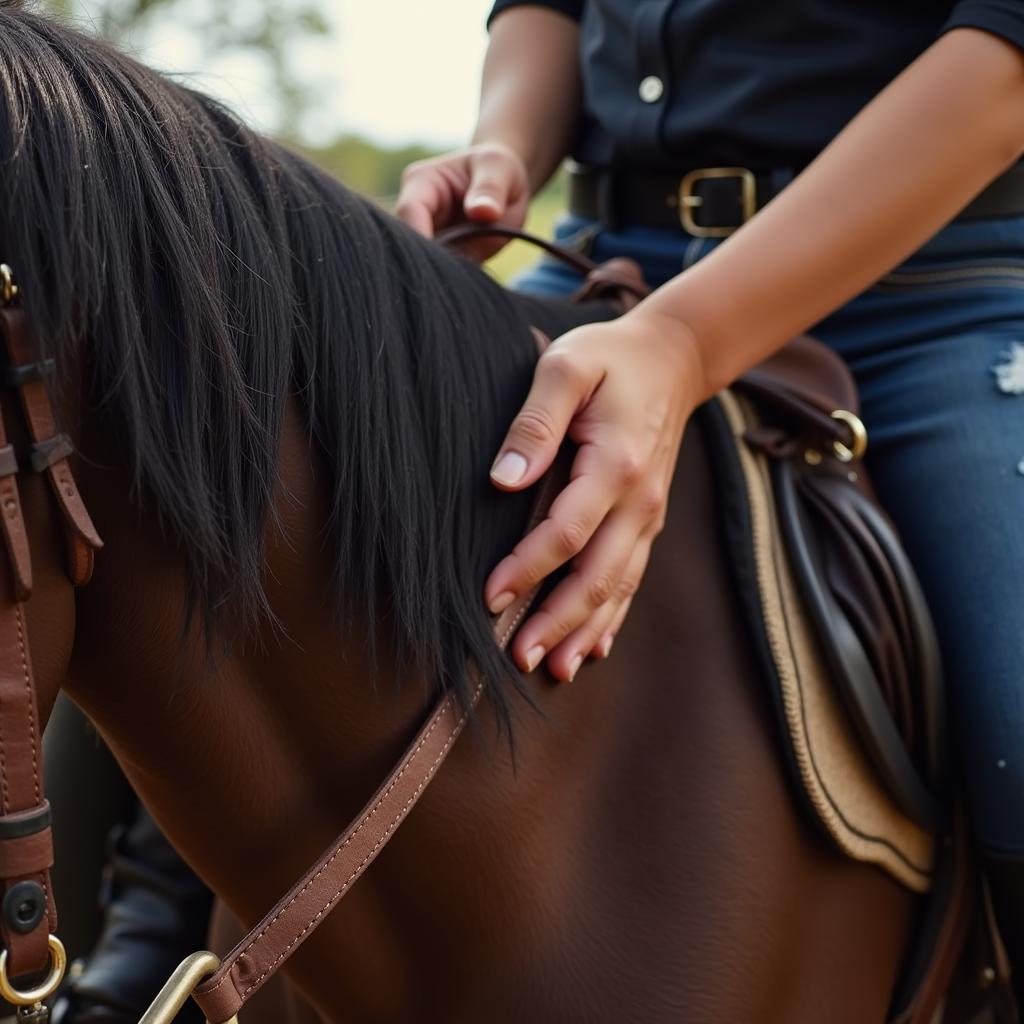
[567,160,1024,237]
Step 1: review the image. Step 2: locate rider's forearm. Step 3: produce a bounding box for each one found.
[641,27,1024,400]
[472,7,582,193]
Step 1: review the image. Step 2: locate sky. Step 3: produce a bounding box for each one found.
[124,0,495,148]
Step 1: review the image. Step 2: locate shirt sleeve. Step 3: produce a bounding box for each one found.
[488,0,584,29]
[942,0,1024,52]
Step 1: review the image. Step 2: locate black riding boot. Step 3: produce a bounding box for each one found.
[51,802,213,1024]
[987,855,1024,1021]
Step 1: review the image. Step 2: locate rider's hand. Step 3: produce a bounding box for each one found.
[484,308,706,681]
[396,142,529,261]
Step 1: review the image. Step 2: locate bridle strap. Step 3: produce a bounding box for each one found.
[2,310,102,587]
[0,306,100,985]
[0,363,33,603]
[438,224,651,312]
[437,223,600,276]
[0,306,56,982]
[193,328,560,1023]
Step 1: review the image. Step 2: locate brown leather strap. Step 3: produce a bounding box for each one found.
[194,329,560,1022]
[0,297,106,981]
[197,697,465,1018]
[0,829,54,879]
[0,389,32,602]
[568,257,650,311]
[438,224,600,277]
[0,308,60,978]
[0,596,55,979]
[439,226,651,314]
[0,308,102,586]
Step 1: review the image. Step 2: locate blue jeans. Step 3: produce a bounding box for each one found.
[515,214,1024,856]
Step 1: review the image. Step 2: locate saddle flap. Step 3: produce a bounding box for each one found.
[772,455,947,833]
[708,334,950,893]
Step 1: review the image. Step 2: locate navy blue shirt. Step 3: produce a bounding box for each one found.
[488,0,1024,169]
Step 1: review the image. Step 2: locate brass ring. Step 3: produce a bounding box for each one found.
[0,934,67,1006]
[0,264,17,307]
[830,409,868,463]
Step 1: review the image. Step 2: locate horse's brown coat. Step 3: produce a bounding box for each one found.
[27,394,916,1022]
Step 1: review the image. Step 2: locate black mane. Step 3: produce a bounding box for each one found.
[0,0,604,721]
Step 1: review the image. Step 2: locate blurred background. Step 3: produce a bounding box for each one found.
[39,0,565,280]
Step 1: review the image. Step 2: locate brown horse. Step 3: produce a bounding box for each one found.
[0,3,990,1021]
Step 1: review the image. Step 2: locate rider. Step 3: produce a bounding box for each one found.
[397,0,1024,1006]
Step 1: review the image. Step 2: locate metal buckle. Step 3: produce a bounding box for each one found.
[138,951,238,1024]
[678,167,757,238]
[0,934,66,1010]
[0,265,18,307]
[830,409,868,463]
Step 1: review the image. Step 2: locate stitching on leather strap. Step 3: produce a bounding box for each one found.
[199,697,465,1000]
[0,680,7,814]
[239,682,484,998]
[221,471,561,998]
[13,607,38,805]
[499,597,532,649]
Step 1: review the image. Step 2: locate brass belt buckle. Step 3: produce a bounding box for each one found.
[678,167,757,238]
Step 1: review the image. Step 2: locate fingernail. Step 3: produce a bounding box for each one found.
[568,654,583,681]
[525,645,545,672]
[488,590,515,614]
[466,194,500,212]
[491,451,528,486]
[598,635,615,659]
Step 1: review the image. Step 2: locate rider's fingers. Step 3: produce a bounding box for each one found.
[541,553,640,680]
[485,438,637,611]
[546,599,622,681]
[595,595,634,658]
[551,581,636,679]
[396,197,435,238]
[395,168,452,237]
[464,147,520,222]
[506,509,646,675]
[489,345,601,494]
[551,541,649,677]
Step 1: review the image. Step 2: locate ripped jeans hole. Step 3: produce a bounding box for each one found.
[993,342,1024,395]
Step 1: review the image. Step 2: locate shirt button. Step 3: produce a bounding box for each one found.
[638,75,664,103]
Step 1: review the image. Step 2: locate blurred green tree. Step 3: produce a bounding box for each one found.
[40,0,329,136]
[299,136,437,201]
